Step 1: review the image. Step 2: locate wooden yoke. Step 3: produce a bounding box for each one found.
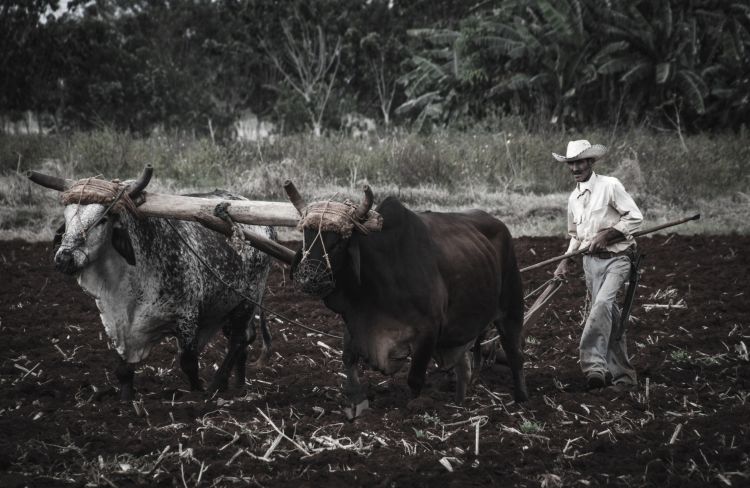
[136,193,299,226]
[28,166,300,227]
[195,212,296,265]
[28,165,301,265]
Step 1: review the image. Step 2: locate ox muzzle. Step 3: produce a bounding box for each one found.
[292,257,336,297]
[54,246,88,275]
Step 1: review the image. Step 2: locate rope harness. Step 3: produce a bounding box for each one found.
[60,178,141,237]
[296,200,382,238]
[294,199,383,297]
[165,217,343,340]
[214,201,251,256]
[299,201,338,294]
[55,183,562,346]
[57,179,341,339]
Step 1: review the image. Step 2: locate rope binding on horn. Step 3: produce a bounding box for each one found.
[60,178,142,218]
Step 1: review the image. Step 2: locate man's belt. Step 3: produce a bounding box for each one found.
[590,248,635,259]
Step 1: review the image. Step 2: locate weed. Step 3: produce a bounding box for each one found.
[418,412,441,428]
[520,420,542,434]
[670,349,691,363]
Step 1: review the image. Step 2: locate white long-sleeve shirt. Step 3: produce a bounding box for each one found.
[565,172,643,254]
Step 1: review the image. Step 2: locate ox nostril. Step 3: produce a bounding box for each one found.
[55,248,74,272]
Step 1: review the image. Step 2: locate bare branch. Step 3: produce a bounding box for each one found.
[262,8,341,136]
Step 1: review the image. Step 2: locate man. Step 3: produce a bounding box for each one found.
[552,140,643,391]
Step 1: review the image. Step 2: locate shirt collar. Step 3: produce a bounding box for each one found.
[576,171,598,196]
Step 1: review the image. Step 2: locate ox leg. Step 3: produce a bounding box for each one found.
[252,310,273,368]
[115,359,135,402]
[407,337,434,398]
[342,330,369,420]
[210,303,255,394]
[472,335,484,380]
[179,345,203,392]
[454,349,473,404]
[495,318,528,402]
[233,342,249,389]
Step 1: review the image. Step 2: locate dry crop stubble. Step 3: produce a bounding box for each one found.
[1,234,748,486]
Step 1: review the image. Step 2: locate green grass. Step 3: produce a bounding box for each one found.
[1,127,748,241]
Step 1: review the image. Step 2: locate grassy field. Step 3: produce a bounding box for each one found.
[1,127,748,241]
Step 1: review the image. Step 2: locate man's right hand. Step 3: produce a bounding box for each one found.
[554,258,571,279]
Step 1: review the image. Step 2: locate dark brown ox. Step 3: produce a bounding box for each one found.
[286,183,527,417]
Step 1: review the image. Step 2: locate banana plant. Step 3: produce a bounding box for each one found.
[592,0,710,119]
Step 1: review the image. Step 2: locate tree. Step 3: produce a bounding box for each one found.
[695,1,750,130]
[262,8,342,137]
[359,32,402,129]
[395,24,483,130]
[478,0,601,128]
[591,0,710,126]
[0,1,63,129]
[395,1,601,129]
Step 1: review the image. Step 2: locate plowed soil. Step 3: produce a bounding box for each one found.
[1,235,749,487]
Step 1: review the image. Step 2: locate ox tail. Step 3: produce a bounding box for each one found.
[496,229,529,402]
[499,234,525,330]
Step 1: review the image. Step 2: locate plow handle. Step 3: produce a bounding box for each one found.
[520,214,700,273]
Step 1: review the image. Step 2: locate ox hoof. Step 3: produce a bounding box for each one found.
[251,353,271,369]
[118,387,135,403]
[93,388,119,402]
[207,380,228,392]
[513,388,529,403]
[344,399,370,420]
[494,350,509,366]
[406,396,436,413]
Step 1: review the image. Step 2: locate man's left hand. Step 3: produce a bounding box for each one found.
[589,228,618,252]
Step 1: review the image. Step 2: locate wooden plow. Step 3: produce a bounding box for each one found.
[519,214,700,330]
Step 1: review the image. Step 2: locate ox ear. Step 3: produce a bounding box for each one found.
[53,222,65,253]
[111,223,136,266]
[348,236,361,286]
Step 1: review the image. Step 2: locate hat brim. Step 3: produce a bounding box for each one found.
[552,144,608,162]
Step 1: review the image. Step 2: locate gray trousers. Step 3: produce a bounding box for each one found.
[580,254,637,385]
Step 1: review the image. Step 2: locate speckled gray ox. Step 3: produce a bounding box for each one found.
[53,189,274,401]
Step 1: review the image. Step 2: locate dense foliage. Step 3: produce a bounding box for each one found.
[1,0,747,136]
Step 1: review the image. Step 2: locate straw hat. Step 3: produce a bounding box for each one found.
[552,140,607,162]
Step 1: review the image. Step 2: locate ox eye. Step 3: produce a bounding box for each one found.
[98,217,109,225]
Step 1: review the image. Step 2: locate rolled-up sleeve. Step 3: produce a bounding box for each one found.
[610,180,643,237]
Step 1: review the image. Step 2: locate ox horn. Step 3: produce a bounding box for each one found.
[127,164,153,198]
[26,171,70,192]
[354,185,374,221]
[283,180,307,216]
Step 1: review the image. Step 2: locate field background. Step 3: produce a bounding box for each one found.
[2,127,748,242]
